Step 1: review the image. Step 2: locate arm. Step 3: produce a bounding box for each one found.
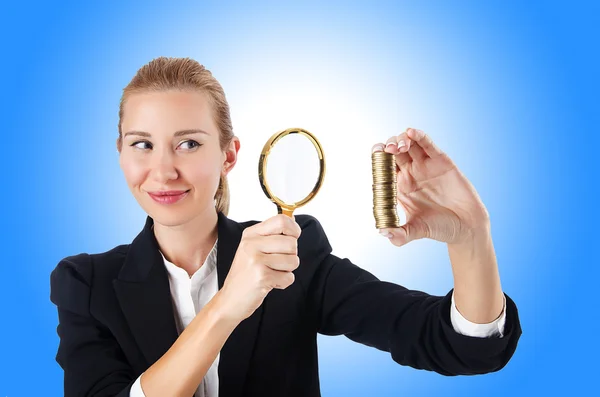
[136,290,236,397]
[449,222,506,325]
[448,225,506,338]
[51,256,137,396]
[50,256,239,397]
[300,216,522,376]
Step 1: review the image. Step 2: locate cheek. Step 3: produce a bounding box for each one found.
[120,158,146,187]
[183,158,222,195]
[186,160,219,183]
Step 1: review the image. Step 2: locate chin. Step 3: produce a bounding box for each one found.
[145,201,215,228]
[150,214,191,228]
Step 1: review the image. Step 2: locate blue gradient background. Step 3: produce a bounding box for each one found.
[1,1,598,396]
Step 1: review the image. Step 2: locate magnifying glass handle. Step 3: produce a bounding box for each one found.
[277,205,295,218]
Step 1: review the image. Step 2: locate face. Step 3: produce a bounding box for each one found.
[119,90,239,227]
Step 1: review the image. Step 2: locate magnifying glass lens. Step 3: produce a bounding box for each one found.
[265,134,321,204]
[258,128,326,217]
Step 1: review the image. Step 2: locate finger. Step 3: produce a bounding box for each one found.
[384,136,398,154]
[371,143,385,153]
[393,132,412,168]
[250,214,302,238]
[270,270,295,290]
[255,235,298,255]
[407,141,428,162]
[404,128,427,162]
[395,132,411,153]
[379,219,428,247]
[373,133,412,155]
[407,128,444,158]
[260,253,300,272]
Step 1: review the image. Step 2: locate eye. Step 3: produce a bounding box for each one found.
[130,140,152,150]
[128,140,202,151]
[178,140,202,150]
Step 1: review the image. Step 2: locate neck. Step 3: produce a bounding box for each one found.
[152,206,219,277]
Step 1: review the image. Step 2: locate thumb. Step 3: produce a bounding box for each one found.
[379,220,427,247]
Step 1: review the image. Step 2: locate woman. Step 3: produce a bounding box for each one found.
[50,57,522,397]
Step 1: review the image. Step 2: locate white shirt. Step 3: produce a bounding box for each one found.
[131,241,506,396]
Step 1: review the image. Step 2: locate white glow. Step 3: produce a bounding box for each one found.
[221,63,453,291]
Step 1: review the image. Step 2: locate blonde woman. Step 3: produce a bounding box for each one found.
[50,57,522,397]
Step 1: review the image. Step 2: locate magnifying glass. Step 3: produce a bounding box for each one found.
[258,128,326,217]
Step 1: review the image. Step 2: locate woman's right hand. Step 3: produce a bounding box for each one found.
[216,214,302,324]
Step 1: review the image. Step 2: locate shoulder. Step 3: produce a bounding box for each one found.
[295,214,332,258]
[49,244,130,313]
[51,244,130,284]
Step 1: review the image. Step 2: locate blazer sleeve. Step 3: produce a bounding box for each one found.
[300,215,522,376]
[50,254,137,396]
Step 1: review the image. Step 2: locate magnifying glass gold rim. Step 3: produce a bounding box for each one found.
[258,128,326,217]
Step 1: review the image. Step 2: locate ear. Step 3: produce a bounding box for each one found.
[222,137,240,176]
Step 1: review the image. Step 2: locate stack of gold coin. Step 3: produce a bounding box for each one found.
[372,151,400,229]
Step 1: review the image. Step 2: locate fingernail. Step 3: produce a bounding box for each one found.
[397,140,406,148]
[385,142,397,149]
[379,229,393,238]
[372,144,384,153]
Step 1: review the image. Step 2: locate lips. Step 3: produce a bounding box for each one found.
[148,190,189,196]
[147,189,190,204]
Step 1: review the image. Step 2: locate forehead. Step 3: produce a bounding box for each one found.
[122,90,218,136]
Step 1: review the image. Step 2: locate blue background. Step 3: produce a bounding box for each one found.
[1,0,598,396]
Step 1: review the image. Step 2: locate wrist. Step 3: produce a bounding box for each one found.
[449,221,491,250]
[210,289,242,329]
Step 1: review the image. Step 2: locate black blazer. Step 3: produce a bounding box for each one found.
[50,212,522,397]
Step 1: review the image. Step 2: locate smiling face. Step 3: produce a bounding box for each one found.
[118,90,239,226]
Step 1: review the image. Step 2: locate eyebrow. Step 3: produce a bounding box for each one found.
[123,129,209,138]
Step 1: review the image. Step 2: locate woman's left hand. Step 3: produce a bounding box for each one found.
[374,128,491,247]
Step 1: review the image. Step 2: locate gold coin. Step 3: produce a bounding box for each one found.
[374,214,399,220]
[373,198,397,203]
[372,166,396,171]
[374,217,398,222]
[373,195,397,201]
[373,192,395,197]
[375,222,400,229]
[373,189,396,194]
[372,162,395,167]
[372,189,396,193]
[373,210,398,215]
[375,217,400,223]
[372,188,396,194]
[372,173,396,178]
[373,203,397,208]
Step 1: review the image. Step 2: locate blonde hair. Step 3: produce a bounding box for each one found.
[117,57,233,216]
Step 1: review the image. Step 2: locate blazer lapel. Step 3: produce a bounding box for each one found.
[113,215,179,367]
[113,212,264,397]
[216,212,265,397]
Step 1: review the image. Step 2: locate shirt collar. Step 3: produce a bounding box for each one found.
[160,238,219,283]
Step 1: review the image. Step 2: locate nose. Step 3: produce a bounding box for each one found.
[149,149,178,184]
